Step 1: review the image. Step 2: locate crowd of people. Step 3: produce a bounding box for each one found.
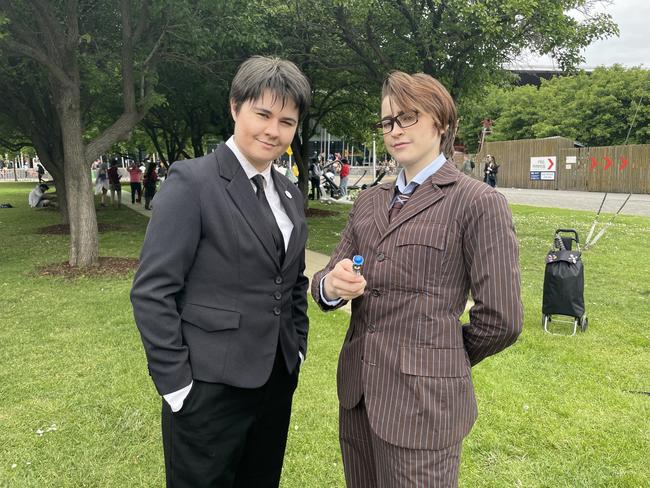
[91,159,165,210]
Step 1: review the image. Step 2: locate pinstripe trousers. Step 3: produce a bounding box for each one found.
[340,399,462,488]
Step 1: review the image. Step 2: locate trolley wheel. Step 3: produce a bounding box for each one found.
[580,315,588,332]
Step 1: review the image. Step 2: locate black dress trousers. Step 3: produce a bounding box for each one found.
[162,351,299,488]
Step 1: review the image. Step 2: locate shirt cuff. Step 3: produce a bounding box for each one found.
[320,275,343,306]
[299,351,305,366]
[163,381,193,413]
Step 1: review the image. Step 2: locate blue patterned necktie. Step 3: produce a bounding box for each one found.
[389,185,417,222]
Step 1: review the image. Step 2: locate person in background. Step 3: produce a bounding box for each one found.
[28,183,53,208]
[128,162,143,204]
[462,154,475,175]
[308,157,322,200]
[312,70,522,487]
[339,158,350,197]
[107,159,122,208]
[95,161,109,207]
[142,162,158,210]
[157,162,167,182]
[483,154,499,187]
[36,163,45,183]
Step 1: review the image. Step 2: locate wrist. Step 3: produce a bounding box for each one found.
[323,274,339,302]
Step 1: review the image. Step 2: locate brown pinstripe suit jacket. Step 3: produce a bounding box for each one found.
[312,161,523,451]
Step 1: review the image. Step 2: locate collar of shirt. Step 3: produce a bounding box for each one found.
[395,153,447,195]
[225,136,274,191]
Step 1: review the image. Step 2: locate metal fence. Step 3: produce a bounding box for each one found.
[0,168,49,181]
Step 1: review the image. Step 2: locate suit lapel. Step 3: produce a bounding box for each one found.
[217,145,280,268]
[271,168,303,270]
[378,160,460,243]
[372,183,393,236]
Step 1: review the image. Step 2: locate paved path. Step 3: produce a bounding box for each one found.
[496,187,650,217]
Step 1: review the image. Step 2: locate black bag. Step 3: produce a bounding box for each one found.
[542,250,585,317]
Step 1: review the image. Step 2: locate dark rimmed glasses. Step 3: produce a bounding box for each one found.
[375,110,419,134]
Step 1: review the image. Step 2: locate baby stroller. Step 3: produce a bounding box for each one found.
[542,229,588,336]
[321,163,342,199]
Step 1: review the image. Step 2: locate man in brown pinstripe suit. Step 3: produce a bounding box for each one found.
[312,71,523,487]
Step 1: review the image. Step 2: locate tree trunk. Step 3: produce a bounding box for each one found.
[48,164,69,225]
[59,89,99,267]
[293,118,311,209]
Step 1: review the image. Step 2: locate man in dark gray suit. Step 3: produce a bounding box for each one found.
[131,56,311,488]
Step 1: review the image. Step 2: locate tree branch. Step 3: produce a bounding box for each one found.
[1,39,73,88]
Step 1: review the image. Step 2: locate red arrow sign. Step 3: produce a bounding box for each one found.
[620,157,629,170]
[590,157,599,171]
[547,158,555,170]
[604,156,613,170]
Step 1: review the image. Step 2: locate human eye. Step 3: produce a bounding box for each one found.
[380,120,393,131]
[399,112,417,124]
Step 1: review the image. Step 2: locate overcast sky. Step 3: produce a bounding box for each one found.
[522,0,650,68]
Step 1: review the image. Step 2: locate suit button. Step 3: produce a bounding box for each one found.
[274,291,282,300]
[367,324,376,333]
[371,288,380,297]
[376,253,385,262]
[273,307,281,316]
[275,276,283,284]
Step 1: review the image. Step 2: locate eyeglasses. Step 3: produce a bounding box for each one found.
[375,110,419,134]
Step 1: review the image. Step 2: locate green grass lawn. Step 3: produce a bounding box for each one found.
[1,182,649,487]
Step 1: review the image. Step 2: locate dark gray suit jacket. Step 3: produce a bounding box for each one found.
[131,144,309,396]
[312,161,523,450]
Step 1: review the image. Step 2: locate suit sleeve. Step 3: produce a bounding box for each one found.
[310,202,359,311]
[461,191,523,366]
[293,249,309,357]
[130,162,201,395]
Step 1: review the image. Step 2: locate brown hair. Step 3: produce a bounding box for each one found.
[381,71,458,158]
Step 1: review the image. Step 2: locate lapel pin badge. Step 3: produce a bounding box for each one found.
[285,190,292,199]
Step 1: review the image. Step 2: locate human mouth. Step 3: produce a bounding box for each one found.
[393,142,409,149]
[257,139,277,149]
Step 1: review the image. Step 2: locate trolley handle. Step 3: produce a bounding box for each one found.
[554,229,580,244]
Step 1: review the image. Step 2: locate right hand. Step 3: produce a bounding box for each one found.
[323,258,367,301]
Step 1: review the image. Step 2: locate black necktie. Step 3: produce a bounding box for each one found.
[251,174,285,264]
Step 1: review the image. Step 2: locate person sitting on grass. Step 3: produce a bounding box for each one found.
[28,183,55,208]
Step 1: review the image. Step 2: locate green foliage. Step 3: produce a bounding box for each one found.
[461,66,650,149]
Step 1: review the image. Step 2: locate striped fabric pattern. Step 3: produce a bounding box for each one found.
[340,401,462,487]
[311,160,523,453]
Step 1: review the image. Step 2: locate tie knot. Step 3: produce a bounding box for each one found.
[252,174,265,192]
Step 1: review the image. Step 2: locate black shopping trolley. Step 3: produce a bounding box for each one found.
[542,229,588,336]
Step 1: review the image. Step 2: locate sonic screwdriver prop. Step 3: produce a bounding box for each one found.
[352,255,364,275]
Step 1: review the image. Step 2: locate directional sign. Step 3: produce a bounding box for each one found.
[530,156,557,173]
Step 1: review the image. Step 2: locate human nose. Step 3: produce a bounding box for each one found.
[390,120,404,136]
[264,118,280,138]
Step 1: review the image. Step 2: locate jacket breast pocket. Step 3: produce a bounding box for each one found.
[180,303,241,332]
[394,223,447,286]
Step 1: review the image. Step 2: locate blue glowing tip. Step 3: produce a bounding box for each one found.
[352,255,364,266]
